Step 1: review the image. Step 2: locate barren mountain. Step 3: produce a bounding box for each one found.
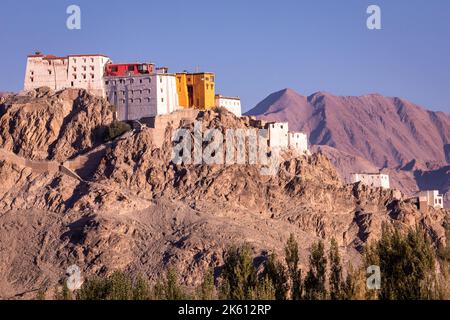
[0,88,448,299]
[246,89,450,202]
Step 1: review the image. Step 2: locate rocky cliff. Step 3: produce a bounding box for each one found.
[0,88,448,299]
[246,88,450,205]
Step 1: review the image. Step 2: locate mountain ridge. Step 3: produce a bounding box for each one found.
[246,88,450,201]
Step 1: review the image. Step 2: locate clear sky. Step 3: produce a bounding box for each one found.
[1,0,450,113]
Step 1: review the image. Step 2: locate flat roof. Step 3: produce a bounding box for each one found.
[108,62,155,66]
[28,53,110,59]
[216,94,240,100]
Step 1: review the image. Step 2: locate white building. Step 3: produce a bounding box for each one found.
[215,95,242,117]
[267,122,289,149]
[105,73,179,121]
[419,190,444,209]
[24,53,111,97]
[350,173,390,189]
[288,132,308,154]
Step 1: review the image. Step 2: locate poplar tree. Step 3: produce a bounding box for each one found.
[304,240,327,300]
[328,238,343,300]
[284,234,302,300]
[264,253,288,300]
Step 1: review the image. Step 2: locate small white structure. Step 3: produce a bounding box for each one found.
[24,53,111,97]
[351,173,390,189]
[105,73,179,121]
[288,132,308,154]
[267,122,289,149]
[215,95,242,117]
[419,190,444,209]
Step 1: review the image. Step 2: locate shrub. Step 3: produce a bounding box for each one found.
[105,121,131,141]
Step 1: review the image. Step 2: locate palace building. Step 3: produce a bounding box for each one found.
[176,72,216,109]
[24,52,111,97]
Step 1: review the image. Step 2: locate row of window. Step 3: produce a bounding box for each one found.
[105,78,152,85]
[72,74,95,80]
[72,57,95,64]
[219,100,239,106]
[111,89,151,96]
[115,97,165,104]
[72,66,95,72]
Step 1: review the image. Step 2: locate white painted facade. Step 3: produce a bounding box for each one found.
[419,190,444,209]
[156,73,179,116]
[267,122,289,149]
[215,95,242,117]
[105,73,179,121]
[288,132,308,154]
[24,53,111,97]
[67,55,111,97]
[350,173,390,189]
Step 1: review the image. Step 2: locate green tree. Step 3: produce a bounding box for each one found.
[304,240,327,300]
[160,267,188,300]
[220,244,257,300]
[365,225,439,300]
[285,234,302,300]
[105,121,131,141]
[254,275,276,300]
[196,268,216,300]
[328,238,343,300]
[54,282,73,300]
[133,274,151,300]
[106,271,134,300]
[264,253,288,300]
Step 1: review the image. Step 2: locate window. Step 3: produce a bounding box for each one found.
[73,74,77,80]
[129,79,134,84]
[105,81,109,85]
[73,67,77,72]
[140,79,143,84]
[111,66,118,72]
[128,65,134,71]
[91,58,94,63]
[30,71,34,75]
[73,58,77,63]
[145,98,150,102]
[71,81,74,87]
[83,58,87,63]
[161,98,164,102]
[91,74,95,79]
[130,98,134,103]
[30,77,34,82]
[48,70,52,75]
[83,66,87,71]
[91,66,95,71]
[82,74,87,79]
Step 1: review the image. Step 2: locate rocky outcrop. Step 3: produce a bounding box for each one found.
[0,89,448,299]
[246,88,450,203]
[0,87,114,161]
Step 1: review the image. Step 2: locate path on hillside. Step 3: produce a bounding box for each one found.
[0,137,155,205]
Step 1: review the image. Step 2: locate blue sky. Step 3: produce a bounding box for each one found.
[1,0,450,113]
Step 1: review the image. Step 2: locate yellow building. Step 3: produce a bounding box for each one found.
[176,72,215,109]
